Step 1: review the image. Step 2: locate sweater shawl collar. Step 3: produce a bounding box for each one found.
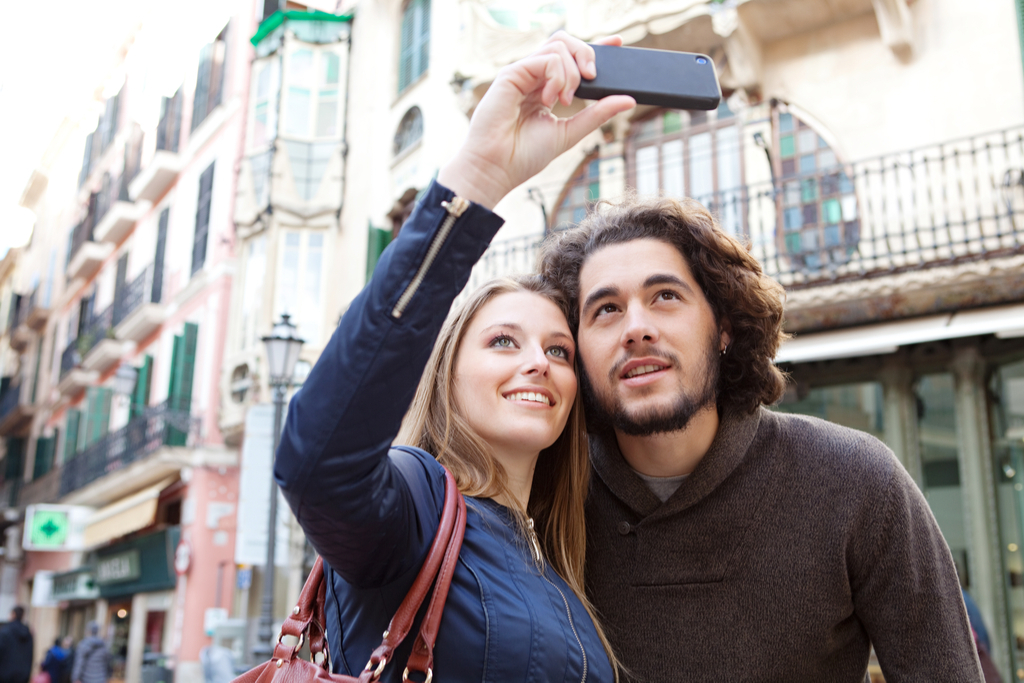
[589,407,763,519]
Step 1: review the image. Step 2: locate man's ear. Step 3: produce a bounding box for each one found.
[719,318,733,353]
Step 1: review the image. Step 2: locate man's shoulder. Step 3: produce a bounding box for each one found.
[757,408,899,485]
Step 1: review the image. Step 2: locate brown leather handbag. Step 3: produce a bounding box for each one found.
[233,469,467,683]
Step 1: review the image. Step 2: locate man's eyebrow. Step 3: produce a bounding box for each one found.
[581,286,620,316]
[644,273,696,295]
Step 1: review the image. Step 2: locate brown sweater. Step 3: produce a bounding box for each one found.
[586,407,984,683]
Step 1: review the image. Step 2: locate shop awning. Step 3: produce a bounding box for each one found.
[776,303,1024,365]
[83,477,177,548]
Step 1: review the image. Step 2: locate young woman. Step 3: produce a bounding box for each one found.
[275,32,635,683]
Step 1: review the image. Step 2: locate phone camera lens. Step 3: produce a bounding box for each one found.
[696,56,708,65]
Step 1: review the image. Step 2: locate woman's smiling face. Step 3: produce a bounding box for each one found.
[453,291,578,464]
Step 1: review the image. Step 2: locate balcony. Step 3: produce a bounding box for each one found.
[9,295,31,352]
[66,219,113,281]
[93,174,145,245]
[23,288,51,331]
[58,339,98,397]
[78,304,129,374]
[113,265,165,343]
[60,399,200,502]
[470,125,1024,295]
[129,151,183,203]
[0,381,34,437]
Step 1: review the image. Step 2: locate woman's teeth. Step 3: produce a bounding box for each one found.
[505,392,551,406]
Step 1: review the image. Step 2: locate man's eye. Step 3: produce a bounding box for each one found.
[658,291,679,301]
[597,304,618,316]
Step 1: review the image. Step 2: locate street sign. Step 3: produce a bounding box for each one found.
[22,505,92,551]
[236,566,252,590]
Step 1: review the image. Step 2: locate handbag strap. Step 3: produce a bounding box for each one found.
[271,468,466,683]
[363,468,462,679]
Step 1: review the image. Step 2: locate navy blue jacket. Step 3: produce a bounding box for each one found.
[276,180,613,683]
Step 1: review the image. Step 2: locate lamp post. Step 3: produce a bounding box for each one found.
[253,313,304,661]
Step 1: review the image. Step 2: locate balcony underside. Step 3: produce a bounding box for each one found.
[114,303,165,344]
[93,200,145,245]
[27,307,50,331]
[81,338,132,373]
[0,404,35,437]
[10,325,31,352]
[57,368,98,397]
[66,242,113,281]
[129,151,183,202]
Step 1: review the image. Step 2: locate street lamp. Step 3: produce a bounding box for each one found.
[253,313,304,661]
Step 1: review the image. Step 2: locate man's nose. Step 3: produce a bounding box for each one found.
[621,306,658,347]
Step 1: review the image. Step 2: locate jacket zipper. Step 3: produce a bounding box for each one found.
[391,195,471,318]
[544,575,588,683]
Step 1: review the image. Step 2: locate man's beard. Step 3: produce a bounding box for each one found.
[581,333,720,437]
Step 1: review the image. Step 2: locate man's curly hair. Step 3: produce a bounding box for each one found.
[539,194,788,415]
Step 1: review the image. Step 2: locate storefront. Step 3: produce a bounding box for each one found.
[51,566,100,642]
[94,527,180,681]
[776,328,1024,678]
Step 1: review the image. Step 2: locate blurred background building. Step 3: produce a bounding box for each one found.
[2,0,1024,681]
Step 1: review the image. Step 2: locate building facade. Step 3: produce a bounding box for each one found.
[268,0,1024,681]
[0,2,259,680]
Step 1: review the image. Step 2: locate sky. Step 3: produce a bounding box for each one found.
[0,0,237,259]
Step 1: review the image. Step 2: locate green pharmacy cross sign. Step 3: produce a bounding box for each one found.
[29,510,69,548]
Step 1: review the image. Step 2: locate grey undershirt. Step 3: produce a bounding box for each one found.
[633,469,688,503]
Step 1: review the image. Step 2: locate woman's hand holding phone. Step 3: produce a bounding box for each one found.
[437,32,636,210]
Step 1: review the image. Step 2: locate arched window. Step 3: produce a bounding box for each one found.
[394,106,424,157]
[552,152,600,231]
[398,0,430,93]
[626,102,745,235]
[773,107,859,270]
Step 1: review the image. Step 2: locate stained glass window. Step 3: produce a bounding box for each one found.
[775,110,859,270]
[553,153,600,231]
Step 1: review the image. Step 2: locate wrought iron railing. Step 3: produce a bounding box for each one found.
[467,125,1024,290]
[113,264,159,327]
[76,304,113,359]
[0,384,20,422]
[59,341,79,380]
[67,218,94,268]
[59,400,201,497]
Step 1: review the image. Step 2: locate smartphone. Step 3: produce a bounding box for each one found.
[575,44,721,111]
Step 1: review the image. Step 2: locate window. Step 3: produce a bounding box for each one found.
[398,0,430,93]
[78,90,122,187]
[394,106,423,157]
[192,162,215,276]
[774,109,859,270]
[230,364,251,403]
[275,231,324,345]
[192,26,229,132]
[251,61,280,149]
[240,236,266,351]
[284,141,334,201]
[553,153,600,231]
[283,49,341,139]
[156,88,182,153]
[627,103,744,235]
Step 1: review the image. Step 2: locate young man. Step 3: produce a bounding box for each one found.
[0,606,33,683]
[540,196,984,681]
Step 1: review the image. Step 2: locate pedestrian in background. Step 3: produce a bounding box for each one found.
[40,637,71,683]
[0,605,34,683]
[71,622,110,683]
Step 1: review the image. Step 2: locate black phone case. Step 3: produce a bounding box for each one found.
[575,44,722,111]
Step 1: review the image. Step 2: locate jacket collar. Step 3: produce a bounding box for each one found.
[589,407,763,519]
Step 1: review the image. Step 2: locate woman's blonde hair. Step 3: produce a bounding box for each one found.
[396,274,619,677]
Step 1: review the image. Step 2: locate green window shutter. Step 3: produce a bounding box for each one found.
[5,438,25,481]
[130,355,153,420]
[417,0,430,82]
[399,5,414,92]
[365,222,393,282]
[83,388,112,448]
[166,323,198,446]
[33,433,57,480]
[63,410,81,461]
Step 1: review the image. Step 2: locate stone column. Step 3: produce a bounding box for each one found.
[124,592,148,683]
[952,343,1009,679]
[881,356,922,485]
